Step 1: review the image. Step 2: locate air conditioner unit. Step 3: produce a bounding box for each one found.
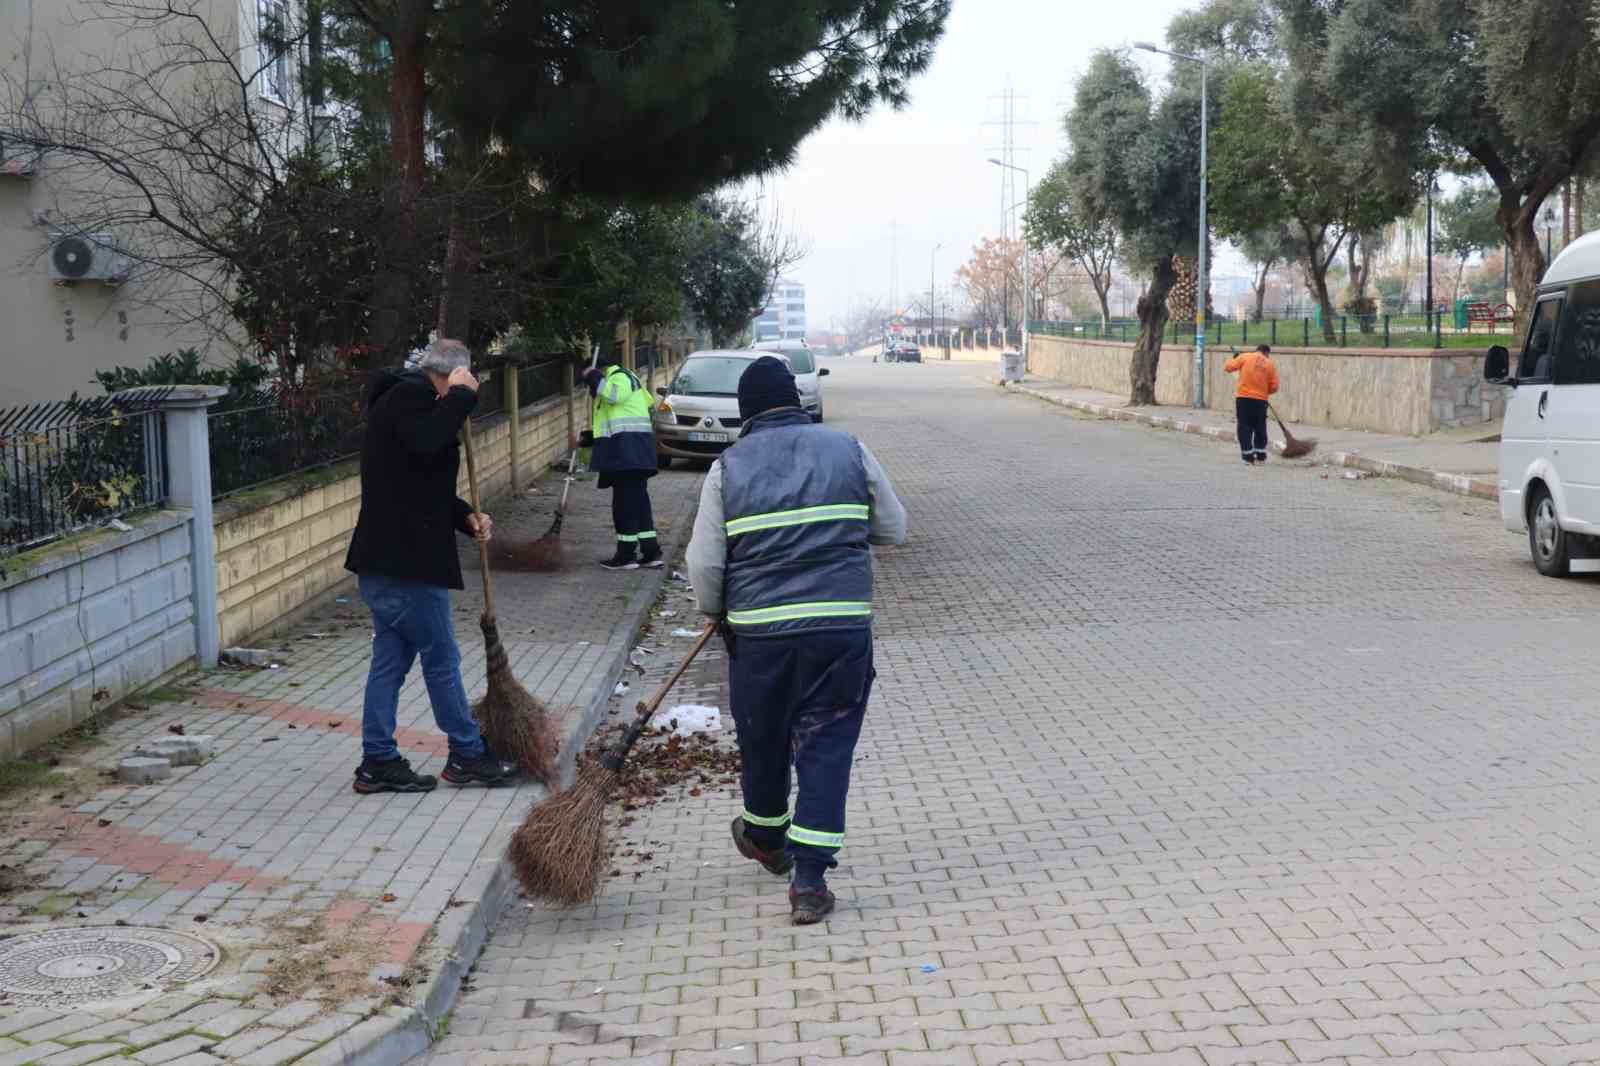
[0,135,36,178]
[48,232,131,285]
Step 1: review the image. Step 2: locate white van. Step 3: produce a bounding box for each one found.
[1485,230,1600,576]
[751,339,829,421]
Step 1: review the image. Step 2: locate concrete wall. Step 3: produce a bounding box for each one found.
[213,361,659,651]
[0,510,195,759]
[1027,334,1508,436]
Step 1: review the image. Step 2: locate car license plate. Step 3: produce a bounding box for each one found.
[687,431,728,443]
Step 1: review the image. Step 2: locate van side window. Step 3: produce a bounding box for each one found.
[1519,297,1564,381]
[1554,280,1600,385]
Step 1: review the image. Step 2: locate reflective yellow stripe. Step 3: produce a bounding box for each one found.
[596,416,653,437]
[726,601,872,626]
[725,504,869,538]
[637,530,657,540]
[742,809,790,828]
[787,824,843,848]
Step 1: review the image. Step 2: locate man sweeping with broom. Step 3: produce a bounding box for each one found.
[344,339,518,793]
[686,356,907,924]
[1224,343,1280,465]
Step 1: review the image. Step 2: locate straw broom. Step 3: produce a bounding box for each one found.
[461,421,560,785]
[511,625,716,904]
[491,346,602,572]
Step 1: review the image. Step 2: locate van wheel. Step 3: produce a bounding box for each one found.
[1529,485,1571,577]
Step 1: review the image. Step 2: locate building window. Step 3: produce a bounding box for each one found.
[259,0,291,105]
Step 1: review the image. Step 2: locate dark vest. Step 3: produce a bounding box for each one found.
[720,408,873,636]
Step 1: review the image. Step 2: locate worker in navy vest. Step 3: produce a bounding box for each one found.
[686,356,907,925]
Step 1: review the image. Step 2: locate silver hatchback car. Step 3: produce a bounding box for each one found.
[651,350,769,467]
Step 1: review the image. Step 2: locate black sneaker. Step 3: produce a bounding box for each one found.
[600,550,639,571]
[789,885,835,925]
[441,751,518,787]
[638,547,664,569]
[731,816,794,877]
[354,757,437,794]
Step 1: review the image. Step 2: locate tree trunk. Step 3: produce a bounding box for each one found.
[1578,178,1587,238]
[368,0,431,366]
[1299,224,1340,343]
[1129,257,1177,406]
[1095,280,1111,331]
[1252,260,1273,322]
[437,205,477,343]
[1507,216,1546,337]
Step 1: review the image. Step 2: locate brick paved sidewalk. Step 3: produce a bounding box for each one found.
[997,378,1500,501]
[0,463,702,1066]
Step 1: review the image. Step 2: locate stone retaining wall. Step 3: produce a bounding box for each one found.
[1027,334,1509,436]
[0,511,195,759]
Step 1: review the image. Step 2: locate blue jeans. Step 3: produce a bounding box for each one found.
[359,574,486,762]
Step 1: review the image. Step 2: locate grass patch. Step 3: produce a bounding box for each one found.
[0,758,65,799]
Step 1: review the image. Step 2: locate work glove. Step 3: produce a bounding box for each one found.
[582,367,604,396]
[577,430,594,448]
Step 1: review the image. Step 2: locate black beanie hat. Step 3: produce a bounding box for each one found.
[737,355,801,421]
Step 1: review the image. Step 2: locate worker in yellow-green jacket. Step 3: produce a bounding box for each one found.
[579,357,662,570]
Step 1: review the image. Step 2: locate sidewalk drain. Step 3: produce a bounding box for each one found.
[0,925,220,1006]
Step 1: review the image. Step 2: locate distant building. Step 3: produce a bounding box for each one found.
[752,278,806,342]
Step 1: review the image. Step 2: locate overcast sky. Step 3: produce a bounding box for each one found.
[758,0,1211,331]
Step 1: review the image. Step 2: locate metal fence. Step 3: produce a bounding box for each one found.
[0,390,173,559]
[516,360,566,406]
[208,385,367,499]
[1029,312,1518,350]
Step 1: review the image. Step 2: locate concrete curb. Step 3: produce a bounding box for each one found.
[997,379,1499,502]
[351,475,705,1066]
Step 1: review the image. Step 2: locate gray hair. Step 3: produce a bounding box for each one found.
[405,338,472,375]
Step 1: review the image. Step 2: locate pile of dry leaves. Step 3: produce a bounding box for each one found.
[589,723,740,813]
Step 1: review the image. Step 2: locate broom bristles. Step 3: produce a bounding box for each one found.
[490,532,566,572]
[475,617,560,785]
[509,761,617,904]
[1281,438,1317,459]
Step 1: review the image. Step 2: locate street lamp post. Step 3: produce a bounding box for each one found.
[988,160,1031,360]
[1426,176,1436,333]
[1137,42,1209,408]
[931,242,943,359]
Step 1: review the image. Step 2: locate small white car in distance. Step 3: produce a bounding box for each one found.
[1484,230,1600,576]
[751,339,829,421]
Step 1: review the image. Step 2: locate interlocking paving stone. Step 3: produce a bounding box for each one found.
[416,360,1600,1065]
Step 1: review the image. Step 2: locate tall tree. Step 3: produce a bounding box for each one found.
[1437,181,1506,303]
[1317,0,1600,326]
[1238,224,1298,321]
[1025,160,1119,328]
[1065,51,1204,405]
[1209,61,1415,342]
[332,0,951,363]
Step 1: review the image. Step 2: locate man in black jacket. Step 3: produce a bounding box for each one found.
[344,339,517,794]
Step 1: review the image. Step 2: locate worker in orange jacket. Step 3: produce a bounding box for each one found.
[1224,344,1280,465]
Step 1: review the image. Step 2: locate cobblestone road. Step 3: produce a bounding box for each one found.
[421,358,1600,1066]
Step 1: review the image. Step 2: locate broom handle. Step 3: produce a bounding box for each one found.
[1267,402,1295,441]
[555,345,603,515]
[600,625,717,771]
[460,419,495,620]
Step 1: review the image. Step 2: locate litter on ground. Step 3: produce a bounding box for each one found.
[665,705,721,735]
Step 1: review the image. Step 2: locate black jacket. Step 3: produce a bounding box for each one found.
[344,370,478,589]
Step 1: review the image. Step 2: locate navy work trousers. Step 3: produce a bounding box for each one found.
[610,473,657,546]
[729,627,873,871]
[1236,397,1269,461]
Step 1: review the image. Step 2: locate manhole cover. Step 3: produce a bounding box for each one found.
[0,926,219,1006]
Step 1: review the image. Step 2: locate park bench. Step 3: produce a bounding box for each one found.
[1466,301,1516,333]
